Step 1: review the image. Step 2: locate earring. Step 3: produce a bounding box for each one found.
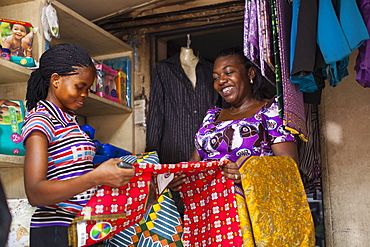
[250,78,253,84]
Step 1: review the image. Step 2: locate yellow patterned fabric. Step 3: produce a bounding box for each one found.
[237,156,315,246]
[235,193,255,246]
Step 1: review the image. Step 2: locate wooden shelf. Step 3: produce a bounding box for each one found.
[0,154,24,168]
[0,0,134,172]
[0,59,32,84]
[51,1,132,58]
[76,93,132,116]
[0,0,31,6]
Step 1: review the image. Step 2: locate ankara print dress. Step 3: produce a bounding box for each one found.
[191,97,296,245]
[195,97,295,163]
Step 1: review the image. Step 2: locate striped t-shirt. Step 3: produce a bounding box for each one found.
[21,100,97,227]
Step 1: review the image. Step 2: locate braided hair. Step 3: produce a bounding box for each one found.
[26,43,95,111]
[214,46,274,101]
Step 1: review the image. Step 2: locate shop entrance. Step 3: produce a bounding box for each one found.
[151,21,244,65]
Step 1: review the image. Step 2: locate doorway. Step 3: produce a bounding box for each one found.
[148,15,325,247]
[151,22,244,66]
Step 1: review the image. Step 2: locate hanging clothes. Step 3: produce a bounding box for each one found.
[244,0,308,141]
[298,104,322,194]
[145,53,221,164]
[290,0,326,101]
[317,0,370,87]
[354,0,370,87]
[243,0,276,86]
[275,0,308,141]
[270,0,284,120]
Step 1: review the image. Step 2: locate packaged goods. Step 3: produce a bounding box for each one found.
[0,18,35,67]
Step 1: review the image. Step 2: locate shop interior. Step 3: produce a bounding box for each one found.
[2,0,370,246]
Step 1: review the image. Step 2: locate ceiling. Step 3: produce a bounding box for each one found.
[57,0,157,22]
[56,0,244,62]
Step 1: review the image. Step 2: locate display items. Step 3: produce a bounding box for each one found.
[0,18,35,67]
[0,99,25,156]
[101,57,132,106]
[95,63,119,103]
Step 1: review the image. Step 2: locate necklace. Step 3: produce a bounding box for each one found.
[229,99,256,115]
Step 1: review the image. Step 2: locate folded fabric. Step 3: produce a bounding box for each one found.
[237,156,316,246]
[104,189,183,247]
[68,151,228,247]
[179,165,243,247]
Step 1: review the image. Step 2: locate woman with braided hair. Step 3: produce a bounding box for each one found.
[21,43,135,247]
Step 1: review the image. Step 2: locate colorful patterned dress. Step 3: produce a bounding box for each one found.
[188,97,312,246]
[195,97,295,163]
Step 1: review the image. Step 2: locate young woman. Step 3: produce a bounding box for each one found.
[22,43,135,247]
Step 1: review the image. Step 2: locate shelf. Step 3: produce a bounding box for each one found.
[0,154,24,168]
[51,1,132,58]
[76,93,132,116]
[0,59,32,84]
[0,0,31,6]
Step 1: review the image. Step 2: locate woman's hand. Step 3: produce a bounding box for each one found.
[167,173,186,191]
[93,158,135,188]
[222,162,242,184]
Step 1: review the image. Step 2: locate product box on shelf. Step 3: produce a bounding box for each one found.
[0,99,25,156]
[0,18,35,67]
[116,69,127,105]
[94,63,119,103]
[101,57,131,107]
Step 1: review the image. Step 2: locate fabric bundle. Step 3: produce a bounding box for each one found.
[237,156,316,246]
[68,152,228,247]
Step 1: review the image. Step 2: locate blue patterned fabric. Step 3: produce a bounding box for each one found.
[104,152,183,247]
[104,189,183,247]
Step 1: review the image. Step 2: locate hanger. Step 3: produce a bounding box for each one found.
[187,34,191,49]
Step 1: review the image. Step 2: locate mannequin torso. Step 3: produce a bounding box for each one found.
[180,47,199,88]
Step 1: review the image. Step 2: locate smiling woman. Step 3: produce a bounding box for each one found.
[167,47,313,245]
[21,43,135,247]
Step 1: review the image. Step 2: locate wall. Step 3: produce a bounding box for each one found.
[321,51,370,246]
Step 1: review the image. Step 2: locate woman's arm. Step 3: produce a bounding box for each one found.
[222,141,299,183]
[189,148,201,162]
[24,130,135,207]
[271,141,299,165]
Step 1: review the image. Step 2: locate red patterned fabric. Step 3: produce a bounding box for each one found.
[69,159,229,247]
[179,168,243,247]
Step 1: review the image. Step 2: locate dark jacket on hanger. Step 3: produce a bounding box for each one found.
[145,53,221,164]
